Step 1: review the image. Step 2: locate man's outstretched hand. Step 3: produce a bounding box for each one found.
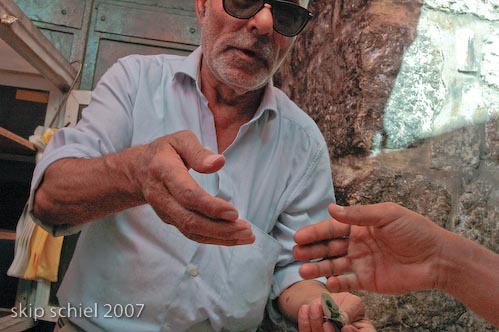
[138,130,255,246]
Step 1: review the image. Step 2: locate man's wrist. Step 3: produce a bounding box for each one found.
[103,146,146,203]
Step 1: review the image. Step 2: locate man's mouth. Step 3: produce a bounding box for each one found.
[240,48,257,58]
[229,46,268,68]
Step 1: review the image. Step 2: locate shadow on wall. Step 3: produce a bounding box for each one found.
[275,0,424,158]
[276,0,499,159]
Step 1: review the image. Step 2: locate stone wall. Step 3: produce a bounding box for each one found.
[273,0,499,331]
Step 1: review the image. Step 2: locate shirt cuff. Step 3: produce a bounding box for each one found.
[28,147,92,237]
[268,261,327,330]
[271,261,327,300]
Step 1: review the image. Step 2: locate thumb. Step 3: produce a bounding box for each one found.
[169,131,225,173]
[328,203,395,228]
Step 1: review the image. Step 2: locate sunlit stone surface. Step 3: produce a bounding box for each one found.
[384,5,499,149]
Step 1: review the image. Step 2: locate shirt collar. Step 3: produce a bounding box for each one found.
[173,47,203,83]
[253,82,278,121]
[173,47,279,121]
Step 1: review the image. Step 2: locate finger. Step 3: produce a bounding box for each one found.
[154,156,239,221]
[326,275,361,293]
[145,131,237,222]
[298,305,312,332]
[166,212,254,244]
[349,318,376,332]
[309,302,325,332]
[187,229,256,246]
[175,218,255,245]
[295,219,351,246]
[323,322,337,332]
[329,203,408,228]
[165,173,239,221]
[169,130,226,173]
[165,212,255,245]
[146,182,254,242]
[331,292,365,325]
[299,257,352,279]
[293,239,349,261]
[148,147,238,221]
[340,326,359,332]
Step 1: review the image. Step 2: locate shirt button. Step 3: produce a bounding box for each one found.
[190,268,199,277]
[161,324,172,332]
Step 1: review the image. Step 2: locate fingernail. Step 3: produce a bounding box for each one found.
[205,154,223,165]
[299,304,309,317]
[238,236,256,245]
[235,229,254,239]
[220,210,238,220]
[332,204,345,214]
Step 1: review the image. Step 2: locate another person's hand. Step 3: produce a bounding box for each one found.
[298,292,375,332]
[137,130,255,245]
[293,203,443,294]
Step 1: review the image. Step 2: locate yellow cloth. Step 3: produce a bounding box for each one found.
[23,224,64,282]
[40,127,57,145]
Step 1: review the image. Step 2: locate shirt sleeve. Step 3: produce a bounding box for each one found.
[28,57,139,236]
[266,139,335,330]
[270,141,335,299]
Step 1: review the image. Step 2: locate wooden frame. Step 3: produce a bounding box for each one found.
[63,90,92,127]
[0,0,77,92]
[0,2,81,331]
[0,70,65,130]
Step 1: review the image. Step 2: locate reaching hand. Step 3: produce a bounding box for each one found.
[138,130,255,246]
[293,203,444,294]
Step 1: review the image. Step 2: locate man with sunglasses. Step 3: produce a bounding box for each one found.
[31,0,373,331]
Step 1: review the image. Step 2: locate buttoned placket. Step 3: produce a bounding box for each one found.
[189,265,199,277]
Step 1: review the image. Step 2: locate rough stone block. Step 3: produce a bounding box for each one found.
[453,179,499,252]
[481,29,499,90]
[332,156,452,227]
[430,125,481,170]
[485,117,499,164]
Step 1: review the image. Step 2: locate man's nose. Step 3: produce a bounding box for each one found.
[247,3,274,36]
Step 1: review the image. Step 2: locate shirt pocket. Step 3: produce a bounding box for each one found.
[219,226,282,331]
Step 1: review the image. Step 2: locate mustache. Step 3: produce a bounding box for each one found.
[226,35,275,60]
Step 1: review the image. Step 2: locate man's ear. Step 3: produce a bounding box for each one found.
[195,0,208,24]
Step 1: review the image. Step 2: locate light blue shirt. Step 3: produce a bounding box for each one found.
[29,47,335,332]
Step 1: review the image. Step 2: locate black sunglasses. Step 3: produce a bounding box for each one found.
[222,0,314,37]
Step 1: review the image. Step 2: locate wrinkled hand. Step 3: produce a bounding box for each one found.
[293,203,443,294]
[138,130,255,246]
[298,292,375,332]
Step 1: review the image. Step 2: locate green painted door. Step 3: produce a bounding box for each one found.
[14,0,201,89]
